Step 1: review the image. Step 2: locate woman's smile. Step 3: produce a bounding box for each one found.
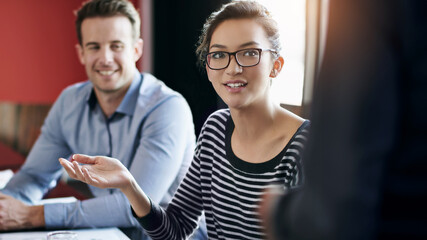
[223,80,248,92]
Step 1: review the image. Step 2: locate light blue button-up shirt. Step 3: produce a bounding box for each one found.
[2,71,195,229]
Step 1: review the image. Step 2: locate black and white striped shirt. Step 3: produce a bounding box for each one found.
[136,109,310,239]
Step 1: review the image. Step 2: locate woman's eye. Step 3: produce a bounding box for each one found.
[212,52,226,59]
[243,49,259,57]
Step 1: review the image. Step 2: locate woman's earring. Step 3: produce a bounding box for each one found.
[270,69,277,78]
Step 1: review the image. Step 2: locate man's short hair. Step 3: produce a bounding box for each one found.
[75,0,141,45]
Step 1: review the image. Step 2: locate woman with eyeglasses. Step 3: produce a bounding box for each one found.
[59,1,310,239]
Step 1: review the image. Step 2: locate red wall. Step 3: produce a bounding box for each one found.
[0,0,140,104]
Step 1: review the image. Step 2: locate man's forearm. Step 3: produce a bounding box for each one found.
[0,192,45,230]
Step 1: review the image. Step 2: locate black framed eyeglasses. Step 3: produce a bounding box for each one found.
[206,48,277,70]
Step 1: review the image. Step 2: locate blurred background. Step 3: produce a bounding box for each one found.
[1,1,425,238]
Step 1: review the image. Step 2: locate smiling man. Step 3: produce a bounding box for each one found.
[0,0,197,237]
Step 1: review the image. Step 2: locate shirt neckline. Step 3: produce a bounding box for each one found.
[225,113,309,174]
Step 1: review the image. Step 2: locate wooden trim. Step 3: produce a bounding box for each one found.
[281,103,304,117]
[0,102,51,155]
[0,102,18,148]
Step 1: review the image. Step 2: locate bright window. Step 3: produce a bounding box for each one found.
[255,0,306,106]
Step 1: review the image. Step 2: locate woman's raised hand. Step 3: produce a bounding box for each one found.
[59,154,133,190]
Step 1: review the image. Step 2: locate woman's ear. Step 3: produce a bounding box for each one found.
[270,56,284,78]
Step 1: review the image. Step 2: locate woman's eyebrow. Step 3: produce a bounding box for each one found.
[239,41,260,48]
[209,44,226,50]
[210,41,260,50]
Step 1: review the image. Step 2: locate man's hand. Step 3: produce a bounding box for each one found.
[0,193,45,230]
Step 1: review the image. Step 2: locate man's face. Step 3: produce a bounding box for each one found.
[76,15,143,94]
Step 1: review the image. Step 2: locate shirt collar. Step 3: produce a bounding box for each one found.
[86,70,142,116]
[87,88,98,109]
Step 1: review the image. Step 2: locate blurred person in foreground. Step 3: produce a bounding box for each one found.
[0,0,198,237]
[59,1,310,239]
[261,0,427,239]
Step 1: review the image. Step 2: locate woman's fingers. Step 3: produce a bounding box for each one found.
[59,158,103,187]
[82,167,100,186]
[72,161,87,182]
[72,154,96,164]
[60,154,125,189]
[59,158,77,177]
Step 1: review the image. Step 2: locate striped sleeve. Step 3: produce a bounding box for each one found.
[134,116,211,240]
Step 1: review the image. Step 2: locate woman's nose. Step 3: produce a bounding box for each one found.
[225,55,243,75]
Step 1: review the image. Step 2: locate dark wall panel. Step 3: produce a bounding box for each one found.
[152,0,229,135]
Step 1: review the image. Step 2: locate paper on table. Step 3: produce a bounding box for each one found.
[0,227,130,240]
[0,169,13,189]
[38,196,77,205]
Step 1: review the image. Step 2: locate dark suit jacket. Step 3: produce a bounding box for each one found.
[274,0,427,239]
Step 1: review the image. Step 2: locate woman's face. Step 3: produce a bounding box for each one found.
[206,18,280,110]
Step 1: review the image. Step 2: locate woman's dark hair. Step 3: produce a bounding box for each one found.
[196,0,281,68]
[75,0,140,45]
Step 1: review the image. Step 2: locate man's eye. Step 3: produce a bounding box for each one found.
[111,44,123,50]
[88,46,99,50]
